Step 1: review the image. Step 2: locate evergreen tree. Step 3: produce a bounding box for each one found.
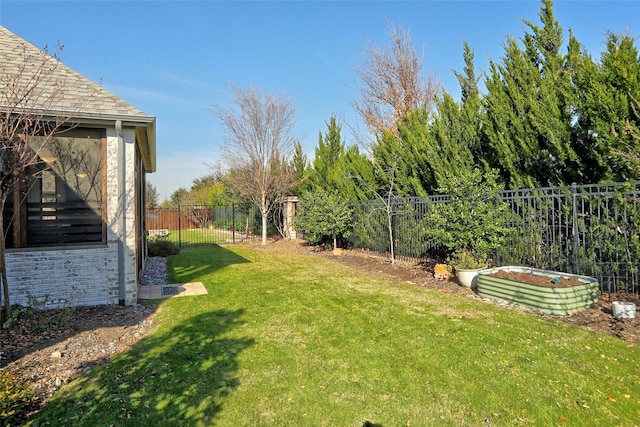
[305,114,376,201]
[453,42,485,166]
[574,32,640,181]
[336,144,376,201]
[309,114,346,193]
[429,93,477,188]
[482,0,580,188]
[291,141,310,194]
[373,124,430,196]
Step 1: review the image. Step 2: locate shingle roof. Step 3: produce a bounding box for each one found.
[1,26,156,172]
[0,25,152,120]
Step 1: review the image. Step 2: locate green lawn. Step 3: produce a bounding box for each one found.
[166,228,257,246]
[29,245,639,426]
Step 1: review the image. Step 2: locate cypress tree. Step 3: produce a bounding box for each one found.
[374,123,431,197]
[453,42,484,166]
[574,32,640,181]
[309,114,345,192]
[482,0,580,188]
[291,141,310,195]
[306,114,376,201]
[337,144,376,201]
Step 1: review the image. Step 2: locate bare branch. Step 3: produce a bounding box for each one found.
[214,85,298,245]
[0,39,78,318]
[351,20,440,136]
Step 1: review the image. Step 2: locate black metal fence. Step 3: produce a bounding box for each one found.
[147,204,262,247]
[349,182,640,297]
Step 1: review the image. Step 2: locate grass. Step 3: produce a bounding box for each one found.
[167,228,256,246]
[27,245,639,426]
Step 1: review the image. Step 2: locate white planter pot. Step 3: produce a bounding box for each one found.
[455,268,481,290]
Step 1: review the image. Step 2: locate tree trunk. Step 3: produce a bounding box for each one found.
[0,192,11,321]
[261,191,268,246]
[333,233,337,250]
[387,207,395,265]
[261,211,268,246]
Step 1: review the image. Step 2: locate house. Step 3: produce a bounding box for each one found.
[0,26,156,307]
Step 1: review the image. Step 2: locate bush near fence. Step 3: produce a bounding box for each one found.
[349,181,640,297]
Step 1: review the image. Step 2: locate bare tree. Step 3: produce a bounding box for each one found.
[352,20,440,138]
[352,164,409,265]
[0,40,72,319]
[214,85,298,245]
[180,190,212,229]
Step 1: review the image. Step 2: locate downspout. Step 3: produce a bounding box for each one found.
[116,120,126,305]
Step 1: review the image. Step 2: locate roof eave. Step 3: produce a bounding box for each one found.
[65,112,157,173]
[135,118,157,173]
[0,107,157,173]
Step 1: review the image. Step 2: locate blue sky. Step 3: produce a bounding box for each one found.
[1,1,638,201]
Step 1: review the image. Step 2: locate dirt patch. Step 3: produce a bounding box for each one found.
[487,270,586,288]
[1,304,156,421]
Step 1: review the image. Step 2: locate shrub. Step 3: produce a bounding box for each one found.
[424,168,507,268]
[1,304,27,329]
[0,370,37,426]
[147,236,180,257]
[294,189,353,249]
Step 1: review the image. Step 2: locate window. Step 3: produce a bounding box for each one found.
[4,127,106,247]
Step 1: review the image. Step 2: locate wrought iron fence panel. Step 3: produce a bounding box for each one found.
[497,186,575,272]
[572,183,640,296]
[349,182,640,296]
[350,199,389,254]
[146,204,262,247]
[350,195,449,263]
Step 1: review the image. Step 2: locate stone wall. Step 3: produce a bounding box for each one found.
[5,246,114,308]
[105,127,138,306]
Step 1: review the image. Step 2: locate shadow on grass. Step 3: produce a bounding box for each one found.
[168,244,251,284]
[31,308,254,426]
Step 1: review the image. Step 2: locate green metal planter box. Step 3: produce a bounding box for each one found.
[477,266,599,315]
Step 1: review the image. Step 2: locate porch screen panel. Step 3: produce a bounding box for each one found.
[25,128,104,246]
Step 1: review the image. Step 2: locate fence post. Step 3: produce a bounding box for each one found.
[571,183,579,274]
[178,205,182,248]
[232,203,236,244]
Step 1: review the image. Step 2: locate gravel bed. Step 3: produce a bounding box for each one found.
[140,256,168,285]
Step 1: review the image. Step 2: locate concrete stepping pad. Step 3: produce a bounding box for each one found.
[138,282,207,300]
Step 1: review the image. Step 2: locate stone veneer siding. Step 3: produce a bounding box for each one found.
[5,246,115,308]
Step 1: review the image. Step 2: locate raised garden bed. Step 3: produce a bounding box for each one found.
[477,266,599,315]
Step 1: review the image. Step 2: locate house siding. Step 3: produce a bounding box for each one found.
[5,125,141,308]
[5,246,113,308]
